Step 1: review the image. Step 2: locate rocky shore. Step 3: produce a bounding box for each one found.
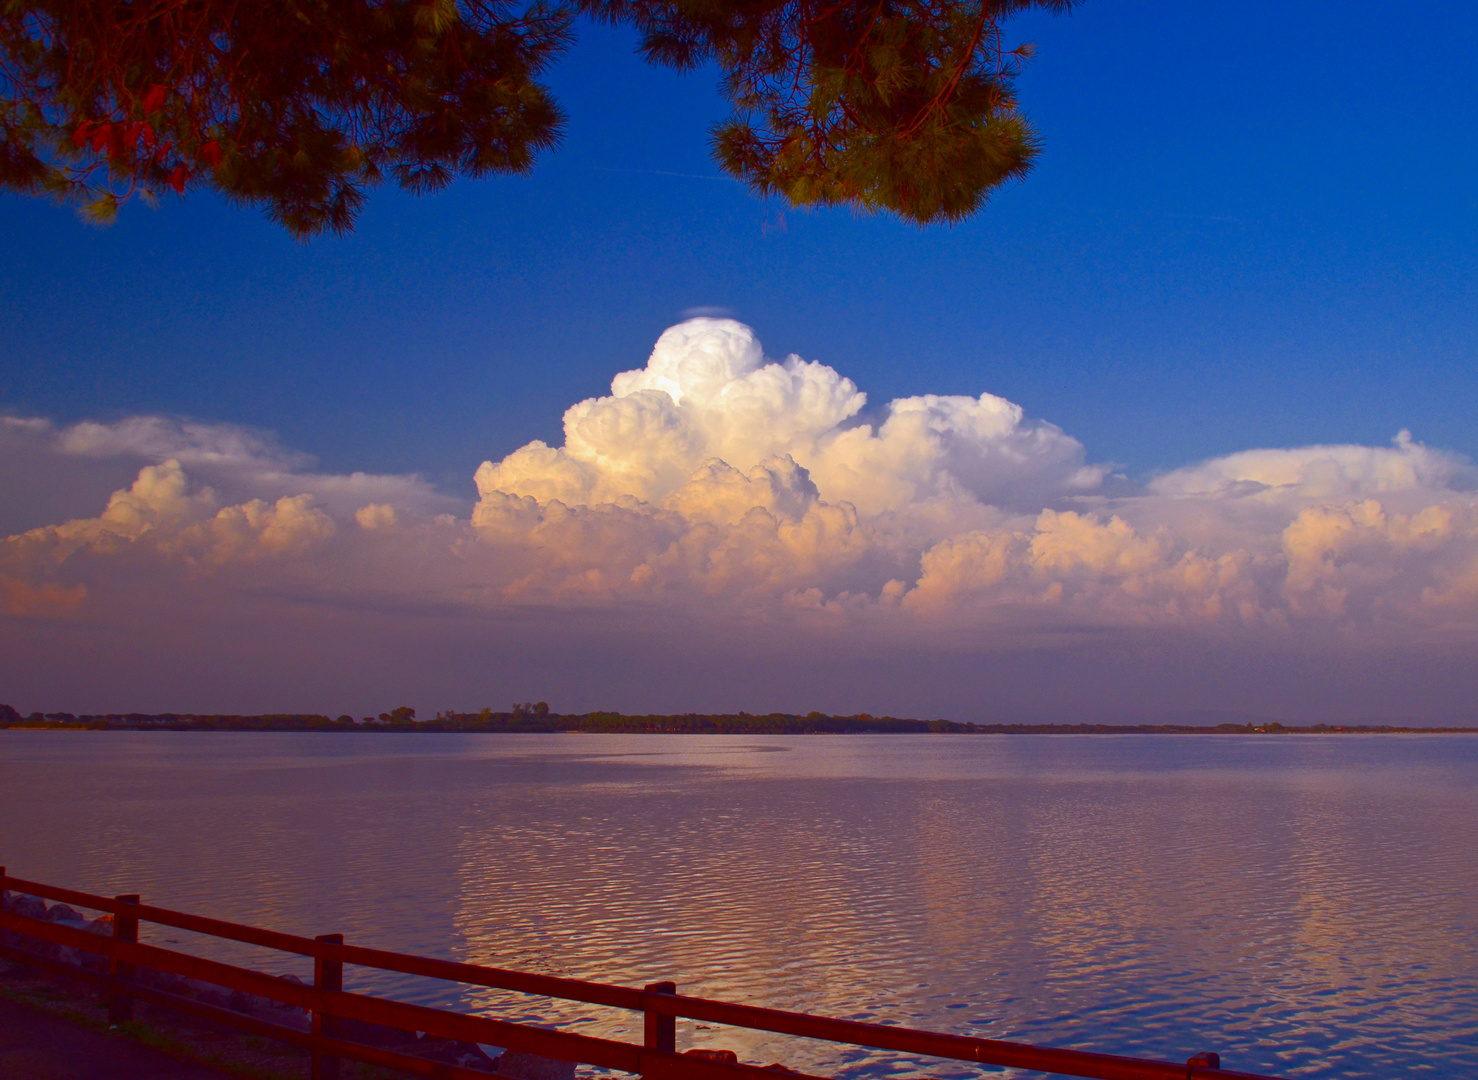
[0,888,576,1080]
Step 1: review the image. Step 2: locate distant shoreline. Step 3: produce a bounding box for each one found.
[3,706,1474,736]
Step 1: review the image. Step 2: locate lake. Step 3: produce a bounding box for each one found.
[2,732,1475,1078]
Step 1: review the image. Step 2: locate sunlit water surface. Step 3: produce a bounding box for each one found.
[2,733,1475,1079]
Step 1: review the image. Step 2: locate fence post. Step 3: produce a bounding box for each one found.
[1187,1051,1221,1076]
[312,934,344,1080]
[108,894,140,1025]
[643,980,676,1063]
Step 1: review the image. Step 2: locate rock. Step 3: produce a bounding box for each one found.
[45,903,81,923]
[235,989,310,1032]
[415,1035,498,1071]
[192,985,234,1010]
[336,1017,418,1049]
[497,1049,577,1080]
[5,894,46,921]
[686,1050,740,1064]
[0,896,59,961]
[137,967,193,996]
[114,965,310,1032]
[49,944,82,967]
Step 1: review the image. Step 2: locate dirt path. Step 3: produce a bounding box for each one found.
[0,994,230,1079]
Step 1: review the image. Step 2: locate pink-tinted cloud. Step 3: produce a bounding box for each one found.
[3,320,1476,719]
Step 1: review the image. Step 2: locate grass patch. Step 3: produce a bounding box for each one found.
[0,960,426,1080]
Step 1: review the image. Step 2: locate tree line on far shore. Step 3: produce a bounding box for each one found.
[2,703,1473,735]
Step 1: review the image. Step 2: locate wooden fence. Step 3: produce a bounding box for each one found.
[0,869,1284,1080]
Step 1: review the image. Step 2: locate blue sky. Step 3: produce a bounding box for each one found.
[3,0,1478,719]
[4,0,1475,492]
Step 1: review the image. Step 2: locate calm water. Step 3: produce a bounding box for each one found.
[2,733,1475,1078]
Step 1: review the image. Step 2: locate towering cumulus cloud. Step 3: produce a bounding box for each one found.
[477,319,1096,516]
[3,319,1478,716]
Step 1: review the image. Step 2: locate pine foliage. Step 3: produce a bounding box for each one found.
[0,0,572,235]
[589,0,1076,223]
[0,0,1074,234]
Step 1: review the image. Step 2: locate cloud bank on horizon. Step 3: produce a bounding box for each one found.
[4,318,1478,715]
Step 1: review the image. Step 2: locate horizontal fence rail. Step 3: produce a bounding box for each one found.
[0,870,1285,1080]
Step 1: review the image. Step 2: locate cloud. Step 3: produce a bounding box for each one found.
[903,510,1262,628]
[1,574,86,618]
[1150,430,1474,501]
[1281,498,1478,621]
[1,414,466,524]
[355,503,400,531]
[55,415,310,470]
[4,319,1478,717]
[4,460,336,572]
[474,318,1093,518]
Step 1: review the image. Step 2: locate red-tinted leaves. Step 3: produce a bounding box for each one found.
[5,2,577,235]
[166,164,189,193]
[141,85,168,114]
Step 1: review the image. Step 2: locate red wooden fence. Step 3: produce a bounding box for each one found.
[0,869,1285,1080]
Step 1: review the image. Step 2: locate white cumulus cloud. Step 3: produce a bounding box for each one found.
[1,413,465,523]
[475,318,1094,518]
[5,319,1478,673]
[1150,430,1473,501]
[4,459,336,577]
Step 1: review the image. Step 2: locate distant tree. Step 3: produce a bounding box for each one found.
[0,0,1076,236]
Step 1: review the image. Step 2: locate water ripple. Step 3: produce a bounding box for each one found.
[1,733,1474,1078]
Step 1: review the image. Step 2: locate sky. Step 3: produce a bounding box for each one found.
[2,0,1477,721]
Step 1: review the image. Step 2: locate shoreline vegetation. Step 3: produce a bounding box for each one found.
[2,703,1474,735]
